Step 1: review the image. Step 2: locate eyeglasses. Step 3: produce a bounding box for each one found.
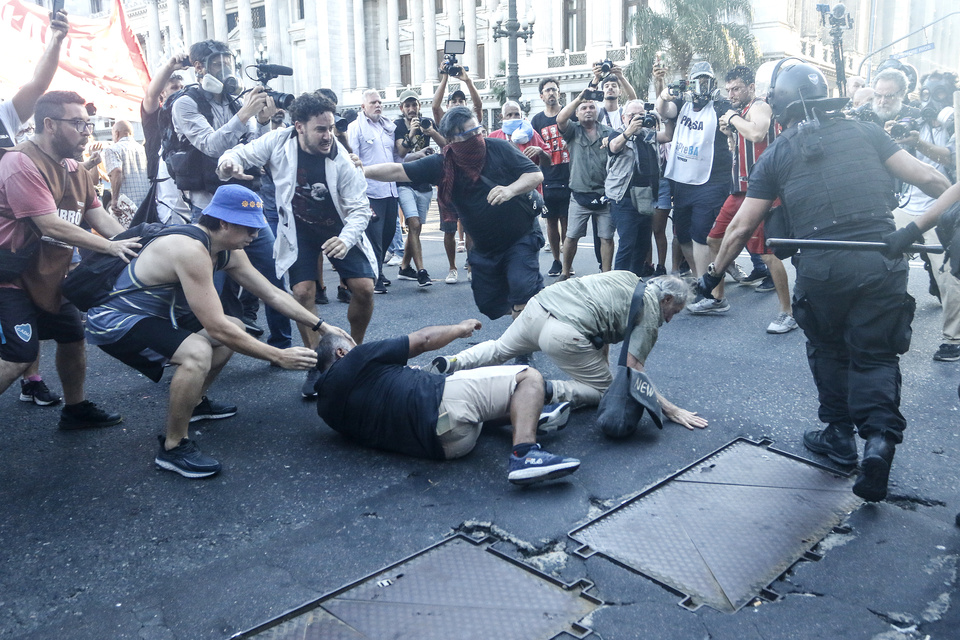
[453,125,483,141]
[874,91,903,102]
[50,118,95,134]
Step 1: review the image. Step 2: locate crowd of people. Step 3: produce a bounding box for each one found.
[2,15,959,506]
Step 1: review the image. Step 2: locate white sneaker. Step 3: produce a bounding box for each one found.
[467,269,472,282]
[688,297,730,315]
[445,269,458,284]
[386,254,403,267]
[456,240,466,253]
[767,312,799,334]
[726,262,749,283]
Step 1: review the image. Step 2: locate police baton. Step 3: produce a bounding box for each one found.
[765,238,944,254]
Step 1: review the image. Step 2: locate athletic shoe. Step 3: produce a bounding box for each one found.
[639,263,655,277]
[383,251,394,264]
[445,269,458,284]
[688,297,730,315]
[547,259,562,277]
[387,254,403,267]
[398,265,418,280]
[678,259,691,277]
[766,312,798,334]
[380,275,391,287]
[741,267,768,285]
[507,444,581,485]
[189,396,238,423]
[19,379,62,406]
[537,402,572,436]
[315,286,329,305]
[374,279,388,294]
[726,262,749,283]
[243,317,265,337]
[417,269,433,287]
[456,240,466,253]
[58,400,122,430]
[425,355,458,375]
[337,285,351,303]
[755,275,776,292]
[933,343,960,362]
[467,270,472,282]
[653,264,667,276]
[301,368,321,399]
[155,436,221,479]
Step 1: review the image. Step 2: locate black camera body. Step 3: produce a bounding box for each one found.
[583,88,604,101]
[335,109,358,133]
[440,39,468,77]
[668,79,688,98]
[418,117,435,131]
[890,117,922,139]
[254,63,295,109]
[599,59,614,76]
[641,103,658,129]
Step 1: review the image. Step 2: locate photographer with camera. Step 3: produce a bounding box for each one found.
[853,68,921,132]
[556,87,616,279]
[892,71,959,362]
[655,62,734,300]
[394,89,446,288]
[590,60,638,131]
[605,100,671,275]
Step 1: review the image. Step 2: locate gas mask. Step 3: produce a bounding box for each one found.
[687,75,718,109]
[200,52,241,96]
[920,76,954,123]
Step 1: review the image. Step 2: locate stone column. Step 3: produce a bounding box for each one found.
[608,1,622,48]
[303,0,322,90]
[238,0,255,74]
[533,0,551,55]
[463,0,477,74]
[387,0,401,86]
[353,0,368,90]
[188,0,205,46]
[275,0,293,93]
[146,0,162,70]
[264,0,283,75]
[551,0,563,54]
[423,0,437,83]
[325,0,346,94]
[410,0,425,85]
[212,0,227,42]
[168,0,184,48]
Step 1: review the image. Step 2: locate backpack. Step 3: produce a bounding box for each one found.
[61,223,223,311]
[158,85,260,193]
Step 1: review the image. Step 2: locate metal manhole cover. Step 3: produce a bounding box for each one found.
[233,534,601,640]
[569,438,861,613]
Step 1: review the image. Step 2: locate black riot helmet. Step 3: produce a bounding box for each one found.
[767,59,849,124]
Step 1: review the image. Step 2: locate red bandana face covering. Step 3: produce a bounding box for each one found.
[438,134,486,210]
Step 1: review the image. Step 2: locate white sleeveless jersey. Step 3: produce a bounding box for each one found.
[664,101,717,185]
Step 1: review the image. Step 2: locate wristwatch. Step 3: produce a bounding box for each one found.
[706,262,720,277]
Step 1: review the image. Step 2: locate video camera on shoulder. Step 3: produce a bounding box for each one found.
[890,117,922,139]
[247,62,296,109]
[440,39,468,77]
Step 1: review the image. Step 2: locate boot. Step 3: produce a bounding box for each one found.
[852,434,896,502]
[803,423,858,466]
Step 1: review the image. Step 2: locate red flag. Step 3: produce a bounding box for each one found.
[0,0,149,121]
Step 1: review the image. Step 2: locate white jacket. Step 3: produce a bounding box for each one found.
[217,127,377,280]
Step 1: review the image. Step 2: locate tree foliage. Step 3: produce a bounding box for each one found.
[626,0,762,95]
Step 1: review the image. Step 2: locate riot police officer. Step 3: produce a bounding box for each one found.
[700,60,951,502]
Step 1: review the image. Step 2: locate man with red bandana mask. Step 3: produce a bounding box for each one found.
[363,106,544,321]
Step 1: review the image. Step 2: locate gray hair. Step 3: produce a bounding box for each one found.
[439,105,476,139]
[361,88,381,103]
[316,333,354,373]
[873,68,908,94]
[647,275,693,307]
[501,100,522,116]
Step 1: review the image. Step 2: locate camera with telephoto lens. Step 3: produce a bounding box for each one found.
[641,103,658,128]
[440,39,468,77]
[335,109,358,133]
[253,62,296,109]
[418,117,435,131]
[890,117,922,139]
[668,79,688,98]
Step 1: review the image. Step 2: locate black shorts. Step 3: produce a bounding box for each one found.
[542,188,571,220]
[98,314,203,382]
[0,288,84,363]
[469,230,544,320]
[289,225,376,286]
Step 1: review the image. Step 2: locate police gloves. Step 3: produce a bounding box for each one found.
[882,222,925,258]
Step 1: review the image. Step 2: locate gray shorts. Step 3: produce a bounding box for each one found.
[566,196,614,240]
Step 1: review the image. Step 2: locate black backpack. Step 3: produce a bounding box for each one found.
[62,223,219,311]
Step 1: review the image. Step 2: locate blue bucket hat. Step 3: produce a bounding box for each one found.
[202,184,267,229]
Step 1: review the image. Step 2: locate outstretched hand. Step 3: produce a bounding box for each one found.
[458,319,482,337]
[664,406,708,430]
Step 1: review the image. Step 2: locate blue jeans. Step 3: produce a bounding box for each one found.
[610,197,653,276]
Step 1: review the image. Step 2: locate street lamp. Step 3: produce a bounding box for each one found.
[492,0,535,102]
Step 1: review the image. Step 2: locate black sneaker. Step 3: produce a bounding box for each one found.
[755,275,776,292]
[155,436,221,478]
[508,444,580,485]
[301,368,321,399]
[537,402,572,436]
[190,396,238,423]
[653,264,667,276]
[398,265,418,280]
[380,275,392,287]
[337,285,351,303]
[243,317,265,337]
[19,379,62,406]
[639,263,655,277]
[315,286,330,305]
[58,400,122,430]
[374,280,388,294]
[933,343,960,362]
[547,259,562,277]
[417,269,433,287]
[741,267,768,285]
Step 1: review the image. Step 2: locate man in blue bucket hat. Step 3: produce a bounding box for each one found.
[86,184,352,478]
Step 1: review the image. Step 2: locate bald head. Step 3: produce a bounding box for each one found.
[112,120,133,142]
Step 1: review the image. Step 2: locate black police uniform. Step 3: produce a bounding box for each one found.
[747,116,915,443]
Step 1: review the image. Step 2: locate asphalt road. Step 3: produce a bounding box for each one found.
[2,220,958,639]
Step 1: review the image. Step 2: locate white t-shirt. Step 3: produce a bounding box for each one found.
[664,101,717,185]
[0,101,22,148]
[599,106,624,131]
